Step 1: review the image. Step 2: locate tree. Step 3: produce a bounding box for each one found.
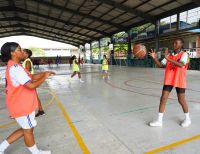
[28,46,45,57]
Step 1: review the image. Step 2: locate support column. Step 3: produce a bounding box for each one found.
[127,30,132,66]
[90,42,93,64]
[154,20,160,68]
[110,36,115,65]
[176,13,180,31]
[155,19,160,52]
[83,44,86,62]
[78,45,81,58]
[98,39,102,64]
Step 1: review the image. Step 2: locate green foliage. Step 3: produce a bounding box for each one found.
[28,46,45,57]
[101,46,109,52]
[100,37,111,47]
[114,44,128,53]
[92,47,99,53]
[113,31,127,37]
[131,23,155,33]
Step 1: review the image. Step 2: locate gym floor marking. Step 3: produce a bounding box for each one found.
[145,134,200,154]
[0,91,55,129]
[51,90,90,154]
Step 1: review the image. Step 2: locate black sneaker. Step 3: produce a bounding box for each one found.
[35,110,45,117]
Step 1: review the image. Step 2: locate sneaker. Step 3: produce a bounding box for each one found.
[35,110,45,117]
[181,118,191,127]
[149,120,162,127]
[79,79,84,83]
[38,150,51,154]
[0,151,4,154]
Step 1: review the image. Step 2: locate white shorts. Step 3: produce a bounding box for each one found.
[15,111,37,129]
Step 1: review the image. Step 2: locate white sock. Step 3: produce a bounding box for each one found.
[0,140,10,152]
[28,144,40,154]
[185,113,190,120]
[158,113,164,122]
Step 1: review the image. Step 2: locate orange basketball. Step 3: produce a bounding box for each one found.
[132,44,147,58]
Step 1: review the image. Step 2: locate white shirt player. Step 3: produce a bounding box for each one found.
[9,64,31,87]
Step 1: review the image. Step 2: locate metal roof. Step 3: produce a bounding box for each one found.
[0,0,199,47]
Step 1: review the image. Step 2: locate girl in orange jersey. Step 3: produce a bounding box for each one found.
[0,42,55,154]
[149,38,191,127]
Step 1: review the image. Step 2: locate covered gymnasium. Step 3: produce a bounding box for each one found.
[0,0,200,153]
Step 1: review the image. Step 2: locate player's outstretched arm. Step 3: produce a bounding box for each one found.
[32,71,55,81]
[149,49,163,68]
[25,72,55,89]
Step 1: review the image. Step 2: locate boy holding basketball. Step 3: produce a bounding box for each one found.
[149,38,191,127]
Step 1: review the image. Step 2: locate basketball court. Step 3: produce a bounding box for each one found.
[0,0,200,154]
[1,64,200,153]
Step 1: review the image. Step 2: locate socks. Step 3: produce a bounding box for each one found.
[28,144,40,154]
[158,112,164,122]
[185,113,190,120]
[0,140,10,152]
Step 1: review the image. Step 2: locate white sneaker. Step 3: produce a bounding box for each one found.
[149,120,162,127]
[38,150,51,154]
[181,118,191,127]
[105,76,110,80]
[79,79,84,83]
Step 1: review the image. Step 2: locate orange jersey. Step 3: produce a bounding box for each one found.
[5,60,38,118]
[163,51,187,88]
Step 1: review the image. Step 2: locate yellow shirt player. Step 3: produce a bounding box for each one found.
[69,55,84,83]
[102,55,109,80]
[22,49,45,117]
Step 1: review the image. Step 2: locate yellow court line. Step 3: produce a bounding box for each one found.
[145,134,200,154]
[0,121,16,129]
[0,91,55,129]
[51,91,90,154]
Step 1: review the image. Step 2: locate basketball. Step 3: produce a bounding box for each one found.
[132,44,147,58]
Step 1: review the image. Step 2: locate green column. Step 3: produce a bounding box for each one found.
[154,19,160,68]
[98,40,102,64]
[83,44,86,62]
[127,30,132,66]
[90,42,93,64]
[110,36,115,65]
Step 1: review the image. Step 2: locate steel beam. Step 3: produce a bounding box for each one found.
[0,17,97,40]
[95,0,155,23]
[0,6,108,36]
[31,0,125,29]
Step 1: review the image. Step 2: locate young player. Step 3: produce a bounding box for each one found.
[22,49,45,117]
[149,38,191,127]
[69,55,84,83]
[0,42,55,154]
[102,55,109,80]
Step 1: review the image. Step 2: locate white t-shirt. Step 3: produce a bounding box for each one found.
[9,64,31,87]
[161,52,188,66]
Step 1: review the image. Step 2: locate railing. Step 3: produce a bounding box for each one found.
[185,48,200,58]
